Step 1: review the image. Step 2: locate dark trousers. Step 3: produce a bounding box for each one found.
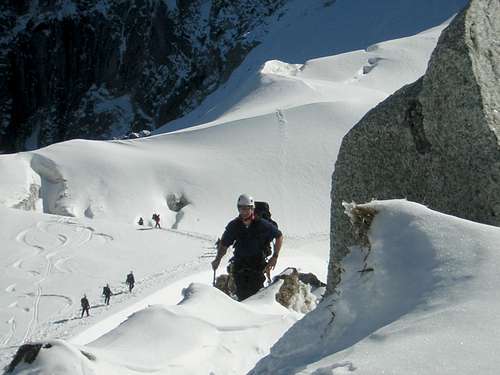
[104,295,110,305]
[128,283,134,292]
[81,307,89,318]
[233,256,266,301]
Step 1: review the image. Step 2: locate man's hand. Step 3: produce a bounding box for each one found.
[265,255,278,273]
[212,257,222,271]
[212,243,228,271]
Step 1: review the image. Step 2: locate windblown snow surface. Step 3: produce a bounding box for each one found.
[251,200,500,374]
[1,0,491,374]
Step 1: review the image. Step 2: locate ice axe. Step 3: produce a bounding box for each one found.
[212,269,216,286]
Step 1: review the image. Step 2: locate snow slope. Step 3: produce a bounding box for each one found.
[159,0,467,132]
[5,200,500,374]
[0,205,214,358]
[0,203,328,373]
[252,200,500,374]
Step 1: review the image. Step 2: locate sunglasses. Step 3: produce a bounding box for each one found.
[238,206,254,211]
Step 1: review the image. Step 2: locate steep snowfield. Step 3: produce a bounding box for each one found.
[159,0,467,131]
[252,200,500,374]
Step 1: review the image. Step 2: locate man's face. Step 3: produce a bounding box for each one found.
[238,205,254,220]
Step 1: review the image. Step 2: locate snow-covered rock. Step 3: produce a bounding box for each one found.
[252,200,500,374]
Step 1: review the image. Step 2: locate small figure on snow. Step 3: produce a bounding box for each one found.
[126,271,135,292]
[102,284,112,305]
[138,217,144,226]
[152,213,161,229]
[81,294,90,318]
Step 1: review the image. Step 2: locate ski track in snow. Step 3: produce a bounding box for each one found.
[53,256,73,273]
[1,222,217,351]
[160,227,215,242]
[276,108,289,223]
[4,218,115,348]
[34,252,215,345]
[0,318,16,347]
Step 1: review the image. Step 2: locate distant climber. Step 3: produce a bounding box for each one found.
[212,194,283,301]
[126,271,135,292]
[138,217,144,225]
[81,294,90,318]
[102,284,112,305]
[152,213,161,229]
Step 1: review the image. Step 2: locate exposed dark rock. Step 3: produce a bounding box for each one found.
[274,268,301,308]
[328,0,500,294]
[80,350,96,361]
[274,267,323,313]
[5,343,43,373]
[215,266,324,312]
[298,272,327,288]
[0,0,286,152]
[166,193,189,212]
[214,273,237,298]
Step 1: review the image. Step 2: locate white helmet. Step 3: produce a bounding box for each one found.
[237,194,255,208]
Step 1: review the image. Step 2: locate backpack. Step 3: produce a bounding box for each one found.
[254,201,278,257]
[254,201,270,220]
[254,201,278,226]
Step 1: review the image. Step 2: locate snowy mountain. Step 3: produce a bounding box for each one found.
[0,0,467,152]
[3,0,494,374]
[0,0,287,152]
[0,23,447,237]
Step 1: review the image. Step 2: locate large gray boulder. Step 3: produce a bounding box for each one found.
[328,0,500,293]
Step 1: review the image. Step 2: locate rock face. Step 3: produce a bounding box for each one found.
[0,0,286,152]
[328,0,500,293]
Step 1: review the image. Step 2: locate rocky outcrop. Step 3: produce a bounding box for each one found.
[0,0,286,152]
[4,341,95,374]
[215,267,325,312]
[4,343,43,373]
[274,268,325,313]
[328,0,500,293]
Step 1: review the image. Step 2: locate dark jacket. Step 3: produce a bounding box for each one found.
[221,217,282,258]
